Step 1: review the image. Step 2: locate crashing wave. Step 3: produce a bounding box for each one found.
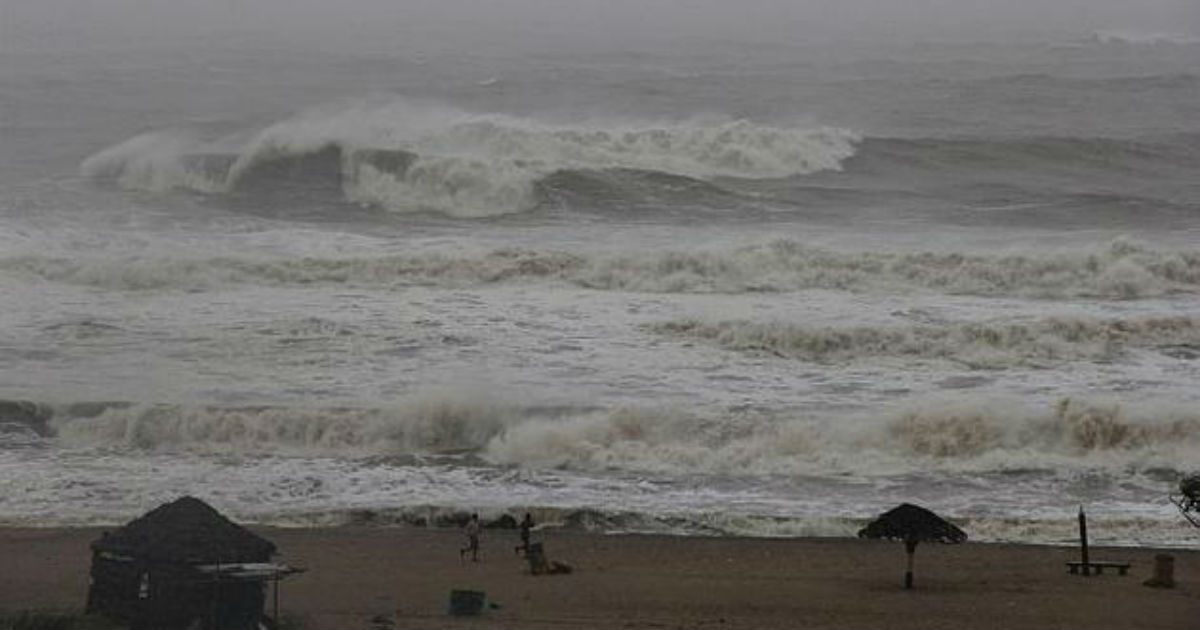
[8,238,1197,299]
[80,99,859,217]
[851,133,1200,178]
[1090,31,1200,46]
[649,315,1200,368]
[20,395,1200,477]
[49,395,516,454]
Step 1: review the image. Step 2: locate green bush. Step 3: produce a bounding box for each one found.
[0,609,122,630]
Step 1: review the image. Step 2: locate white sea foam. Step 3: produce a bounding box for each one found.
[1091,30,1200,46]
[80,130,227,194]
[80,98,859,216]
[7,395,1196,545]
[574,237,1200,298]
[6,238,1198,299]
[1,442,1188,544]
[53,393,517,455]
[488,398,1200,475]
[41,396,1200,477]
[649,315,1200,368]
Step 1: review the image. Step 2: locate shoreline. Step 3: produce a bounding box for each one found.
[1,501,1193,550]
[2,526,1196,629]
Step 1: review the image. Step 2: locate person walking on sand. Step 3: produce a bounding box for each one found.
[460,513,481,562]
[515,512,534,556]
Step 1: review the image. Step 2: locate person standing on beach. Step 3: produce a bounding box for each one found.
[460,513,481,562]
[515,512,534,556]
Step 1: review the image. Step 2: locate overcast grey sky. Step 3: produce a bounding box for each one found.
[6,0,1199,53]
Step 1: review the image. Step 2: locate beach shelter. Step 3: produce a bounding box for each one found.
[857,503,967,589]
[85,496,298,630]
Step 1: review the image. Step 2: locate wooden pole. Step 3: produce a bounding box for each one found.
[904,539,917,589]
[211,558,220,630]
[273,568,280,626]
[1078,507,1090,577]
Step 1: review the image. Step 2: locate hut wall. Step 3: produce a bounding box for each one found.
[87,554,267,630]
[137,563,210,630]
[204,579,267,630]
[86,554,142,618]
[138,563,267,630]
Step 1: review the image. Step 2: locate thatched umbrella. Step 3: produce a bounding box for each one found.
[857,503,967,589]
[1173,473,1200,527]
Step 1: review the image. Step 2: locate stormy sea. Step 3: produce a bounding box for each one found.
[3,22,1199,545]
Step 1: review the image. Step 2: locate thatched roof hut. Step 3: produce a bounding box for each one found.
[86,496,292,630]
[91,496,276,564]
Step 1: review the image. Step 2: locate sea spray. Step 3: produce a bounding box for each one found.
[81,98,859,216]
[30,396,1200,476]
[7,238,1199,298]
[649,315,1200,367]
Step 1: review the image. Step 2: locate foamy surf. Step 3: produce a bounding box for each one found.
[12,31,1200,551]
[6,238,1199,298]
[2,397,1194,548]
[649,315,1200,368]
[6,396,1194,477]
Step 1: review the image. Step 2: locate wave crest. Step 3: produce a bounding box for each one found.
[7,238,1200,298]
[15,396,1199,477]
[1090,31,1200,46]
[81,99,858,216]
[577,238,1200,298]
[52,395,515,454]
[885,398,1200,462]
[650,315,1200,367]
[1055,398,1199,451]
[891,411,1000,457]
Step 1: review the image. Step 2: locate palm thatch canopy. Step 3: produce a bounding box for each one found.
[1174,473,1200,527]
[92,496,275,564]
[857,503,967,544]
[1181,474,1200,503]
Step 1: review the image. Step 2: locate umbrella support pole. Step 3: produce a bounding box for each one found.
[857,503,967,591]
[905,540,917,589]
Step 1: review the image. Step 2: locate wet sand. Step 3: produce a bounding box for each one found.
[1,526,1196,629]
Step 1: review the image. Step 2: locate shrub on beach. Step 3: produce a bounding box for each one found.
[0,609,121,630]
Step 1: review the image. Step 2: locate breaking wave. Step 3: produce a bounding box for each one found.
[44,395,518,455]
[850,133,1200,179]
[11,396,1198,476]
[484,398,1200,475]
[1,494,1189,546]
[1089,31,1200,46]
[649,315,1200,368]
[281,506,1196,547]
[78,96,1200,219]
[6,238,1199,298]
[80,98,858,217]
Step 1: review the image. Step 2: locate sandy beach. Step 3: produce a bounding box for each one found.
[1,526,1196,629]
